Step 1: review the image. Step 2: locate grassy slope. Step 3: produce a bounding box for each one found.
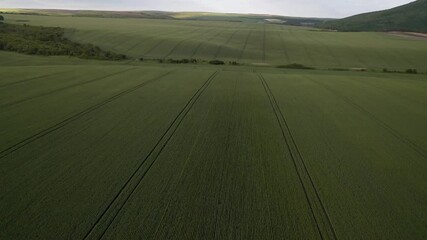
[0,51,426,239]
[3,14,427,72]
[321,0,427,32]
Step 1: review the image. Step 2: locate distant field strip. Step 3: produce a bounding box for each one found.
[214,29,239,59]
[163,28,210,59]
[84,71,219,240]
[238,29,252,61]
[3,14,427,70]
[277,31,290,63]
[287,28,316,65]
[190,31,223,58]
[143,27,201,57]
[262,24,266,63]
[259,73,338,240]
[0,70,173,158]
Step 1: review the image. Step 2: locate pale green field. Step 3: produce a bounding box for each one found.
[1,13,427,240]
[3,13,427,71]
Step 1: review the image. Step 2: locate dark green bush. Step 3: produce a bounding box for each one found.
[277,63,314,70]
[0,23,127,60]
[209,59,225,65]
[406,69,417,74]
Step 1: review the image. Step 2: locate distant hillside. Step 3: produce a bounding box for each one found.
[321,0,427,33]
[0,9,174,20]
[0,8,330,25]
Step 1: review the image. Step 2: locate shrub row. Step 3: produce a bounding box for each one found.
[0,23,127,60]
[277,63,315,70]
[383,68,418,74]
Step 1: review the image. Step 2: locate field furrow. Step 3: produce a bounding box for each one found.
[0,70,173,159]
[264,72,427,239]
[0,69,214,239]
[0,68,134,108]
[100,71,321,240]
[309,76,427,158]
[84,71,219,240]
[259,73,338,240]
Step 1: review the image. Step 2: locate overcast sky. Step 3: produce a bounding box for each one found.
[0,0,416,18]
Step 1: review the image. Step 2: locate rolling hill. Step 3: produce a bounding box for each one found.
[0,8,330,25]
[321,0,427,33]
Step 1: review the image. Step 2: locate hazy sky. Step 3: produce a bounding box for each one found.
[0,0,416,18]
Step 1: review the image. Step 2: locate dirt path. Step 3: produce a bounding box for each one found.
[389,31,427,41]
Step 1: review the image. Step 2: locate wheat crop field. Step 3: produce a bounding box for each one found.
[0,13,427,240]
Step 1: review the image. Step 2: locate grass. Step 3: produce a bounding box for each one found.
[0,12,426,240]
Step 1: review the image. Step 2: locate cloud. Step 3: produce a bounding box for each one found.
[0,0,416,18]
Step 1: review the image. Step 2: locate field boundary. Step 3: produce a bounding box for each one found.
[259,73,338,240]
[310,78,427,159]
[0,68,135,109]
[0,70,173,159]
[83,70,220,240]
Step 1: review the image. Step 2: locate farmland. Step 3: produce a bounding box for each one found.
[2,14,427,72]
[1,12,427,240]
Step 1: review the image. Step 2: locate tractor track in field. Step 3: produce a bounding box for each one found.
[342,39,367,68]
[310,78,427,160]
[0,71,173,159]
[375,34,415,68]
[214,29,239,59]
[286,27,316,66]
[126,28,184,53]
[262,24,266,63]
[348,77,427,108]
[0,68,135,109]
[238,29,253,61]
[212,77,237,239]
[308,33,342,66]
[107,28,157,47]
[190,30,223,58]
[144,28,200,58]
[0,70,72,88]
[278,31,291,64]
[163,28,210,59]
[83,71,219,240]
[152,76,221,239]
[259,73,338,240]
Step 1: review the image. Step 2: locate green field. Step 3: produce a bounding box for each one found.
[1,13,427,240]
[3,13,427,72]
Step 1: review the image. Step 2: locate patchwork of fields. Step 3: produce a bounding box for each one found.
[3,14,427,72]
[1,51,426,239]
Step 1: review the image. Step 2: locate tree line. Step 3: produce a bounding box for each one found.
[0,22,127,61]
